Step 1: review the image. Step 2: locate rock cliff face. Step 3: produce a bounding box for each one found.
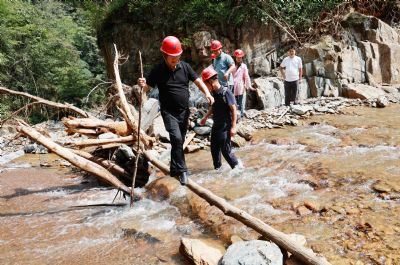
[297,12,400,102]
[98,9,400,109]
[98,6,282,84]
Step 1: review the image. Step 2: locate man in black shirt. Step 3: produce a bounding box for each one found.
[200,67,239,170]
[138,36,214,185]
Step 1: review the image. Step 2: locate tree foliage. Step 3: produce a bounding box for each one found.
[0,0,105,119]
[100,0,345,35]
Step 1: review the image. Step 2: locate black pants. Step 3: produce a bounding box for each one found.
[211,123,238,169]
[284,80,298,106]
[161,108,189,176]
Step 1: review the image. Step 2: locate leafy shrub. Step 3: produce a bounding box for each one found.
[0,0,106,119]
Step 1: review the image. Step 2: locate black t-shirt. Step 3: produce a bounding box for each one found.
[211,85,236,126]
[146,61,198,111]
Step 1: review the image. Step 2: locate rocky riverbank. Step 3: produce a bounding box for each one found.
[2,88,399,166]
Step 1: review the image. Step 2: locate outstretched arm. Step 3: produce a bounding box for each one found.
[243,65,254,91]
[200,107,213,126]
[279,66,286,80]
[194,78,214,105]
[224,63,236,81]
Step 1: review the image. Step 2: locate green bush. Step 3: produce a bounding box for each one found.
[0,0,106,118]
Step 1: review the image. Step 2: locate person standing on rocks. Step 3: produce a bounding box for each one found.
[232,49,253,118]
[138,36,214,185]
[211,40,235,93]
[200,67,239,170]
[280,45,303,106]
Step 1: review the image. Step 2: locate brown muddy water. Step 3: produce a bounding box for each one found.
[1,105,399,265]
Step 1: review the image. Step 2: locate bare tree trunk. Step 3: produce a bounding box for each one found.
[112,45,152,148]
[62,117,131,136]
[187,180,330,265]
[0,86,90,118]
[68,135,134,148]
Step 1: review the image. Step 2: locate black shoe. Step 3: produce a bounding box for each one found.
[179,172,188,186]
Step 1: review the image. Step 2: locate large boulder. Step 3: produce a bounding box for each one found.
[344,83,386,99]
[141,98,160,132]
[253,77,285,109]
[337,45,366,83]
[180,237,226,265]
[221,240,283,265]
[149,115,169,141]
[297,78,311,101]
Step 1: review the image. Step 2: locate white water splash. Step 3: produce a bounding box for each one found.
[0,150,25,165]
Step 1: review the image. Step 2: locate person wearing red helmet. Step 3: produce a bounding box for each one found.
[210,40,235,93]
[232,49,254,118]
[138,36,214,185]
[200,67,239,170]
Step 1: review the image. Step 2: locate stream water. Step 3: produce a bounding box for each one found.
[0,105,399,264]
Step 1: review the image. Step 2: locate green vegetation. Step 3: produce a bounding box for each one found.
[0,0,371,121]
[99,0,344,35]
[0,0,105,120]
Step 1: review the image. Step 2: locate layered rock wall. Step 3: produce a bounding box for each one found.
[98,10,400,109]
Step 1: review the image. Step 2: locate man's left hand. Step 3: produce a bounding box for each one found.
[206,95,215,105]
[223,73,229,81]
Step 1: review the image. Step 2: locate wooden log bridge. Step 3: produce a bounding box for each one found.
[145,155,332,265]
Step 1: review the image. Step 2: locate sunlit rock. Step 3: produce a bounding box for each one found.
[221,240,283,265]
[180,237,226,265]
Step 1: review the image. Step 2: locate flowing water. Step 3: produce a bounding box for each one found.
[1,105,399,264]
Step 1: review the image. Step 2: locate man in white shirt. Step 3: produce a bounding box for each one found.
[280,46,303,106]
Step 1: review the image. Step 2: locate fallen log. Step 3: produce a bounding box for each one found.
[82,142,134,153]
[142,155,331,265]
[66,128,98,136]
[187,180,330,265]
[63,117,131,136]
[17,124,131,195]
[69,135,135,147]
[0,86,90,118]
[112,45,152,148]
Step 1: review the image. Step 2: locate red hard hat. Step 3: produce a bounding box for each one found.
[211,40,222,51]
[234,49,245,57]
[210,53,216,59]
[202,67,218,81]
[160,36,183,56]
